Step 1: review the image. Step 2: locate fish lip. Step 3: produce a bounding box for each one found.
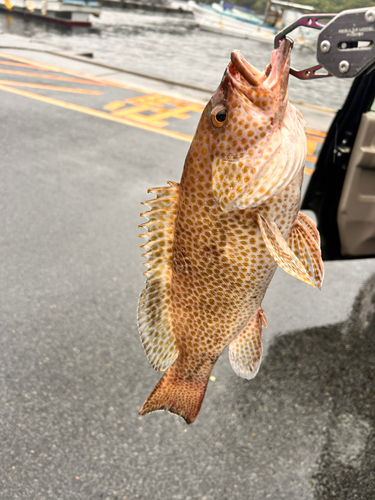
[230,50,263,87]
[229,38,293,93]
[264,37,293,88]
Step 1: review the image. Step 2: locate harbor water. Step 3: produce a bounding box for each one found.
[0,8,352,110]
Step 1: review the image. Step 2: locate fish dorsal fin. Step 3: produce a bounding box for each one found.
[138,181,179,371]
[212,104,306,212]
[256,213,315,287]
[288,212,324,289]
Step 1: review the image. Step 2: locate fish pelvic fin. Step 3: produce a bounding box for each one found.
[139,361,211,425]
[288,212,324,289]
[138,181,179,371]
[256,213,316,287]
[229,308,266,380]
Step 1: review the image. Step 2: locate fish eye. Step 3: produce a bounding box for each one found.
[210,105,227,128]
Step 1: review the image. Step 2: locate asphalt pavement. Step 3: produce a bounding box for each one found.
[1,35,375,500]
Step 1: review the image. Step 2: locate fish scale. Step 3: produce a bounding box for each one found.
[137,38,324,424]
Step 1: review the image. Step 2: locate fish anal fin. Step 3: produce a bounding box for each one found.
[289,215,324,289]
[137,182,180,372]
[256,213,315,287]
[229,308,265,380]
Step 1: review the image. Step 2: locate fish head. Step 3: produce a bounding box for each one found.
[201,38,306,211]
[211,37,291,128]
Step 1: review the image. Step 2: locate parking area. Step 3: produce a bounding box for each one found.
[1,41,375,500]
[0,50,324,164]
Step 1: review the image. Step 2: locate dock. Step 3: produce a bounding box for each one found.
[1,33,374,500]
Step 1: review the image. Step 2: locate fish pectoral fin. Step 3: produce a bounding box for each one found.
[256,213,315,287]
[229,308,265,380]
[212,109,306,212]
[138,181,179,371]
[288,212,324,289]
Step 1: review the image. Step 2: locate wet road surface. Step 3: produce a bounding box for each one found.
[1,45,375,500]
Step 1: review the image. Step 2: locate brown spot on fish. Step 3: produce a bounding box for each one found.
[138,38,323,424]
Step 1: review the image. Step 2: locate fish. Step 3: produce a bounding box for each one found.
[137,38,324,424]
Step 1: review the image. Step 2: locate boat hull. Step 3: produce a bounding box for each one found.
[0,0,100,26]
[191,2,276,43]
[190,2,316,48]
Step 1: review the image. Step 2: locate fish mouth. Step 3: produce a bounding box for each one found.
[264,37,293,89]
[228,38,293,98]
[230,50,265,87]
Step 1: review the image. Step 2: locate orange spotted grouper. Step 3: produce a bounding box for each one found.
[137,38,324,424]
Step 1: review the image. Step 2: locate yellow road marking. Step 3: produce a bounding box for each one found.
[0,80,103,94]
[0,83,319,173]
[306,134,324,146]
[0,52,72,72]
[306,141,318,162]
[0,83,193,142]
[0,60,37,69]
[0,68,108,85]
[0,53,325,171]
[0,51,133,89]
[306,128,327,139]
[104,94,204,128]
[306,132,325,164]
[304,167,314,175]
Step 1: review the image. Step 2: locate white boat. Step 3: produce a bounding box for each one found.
[211,1,263,24]
[190,0,317,48]
[167,0,194,12]
[0,0,101,26]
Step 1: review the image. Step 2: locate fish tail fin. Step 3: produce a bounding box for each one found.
[139,362,210,425]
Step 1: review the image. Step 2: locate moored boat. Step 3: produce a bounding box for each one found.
[190,0,317,48]
[0,0,101,26]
